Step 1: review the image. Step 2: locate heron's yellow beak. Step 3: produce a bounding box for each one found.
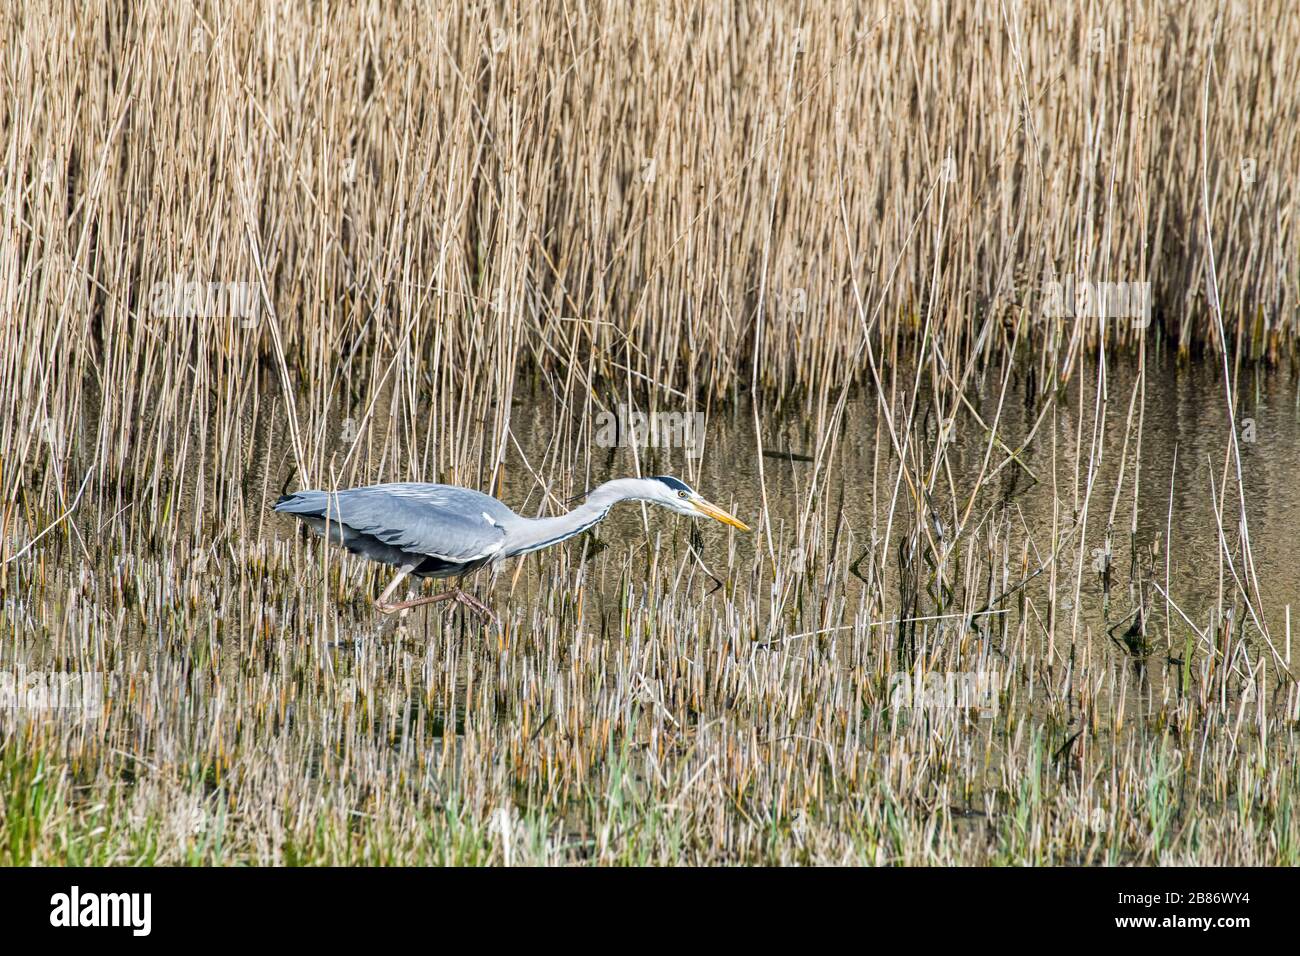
[691,497,751,532]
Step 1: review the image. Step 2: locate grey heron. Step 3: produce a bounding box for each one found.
[274,475,750,619]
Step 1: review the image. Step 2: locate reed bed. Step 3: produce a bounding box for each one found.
[2,0,1299,864]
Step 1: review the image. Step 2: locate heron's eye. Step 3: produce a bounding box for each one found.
[678,490,688,499]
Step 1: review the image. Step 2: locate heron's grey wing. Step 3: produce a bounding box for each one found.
[276,484,509,562]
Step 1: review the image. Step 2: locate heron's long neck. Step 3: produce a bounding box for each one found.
[504,479,643,557]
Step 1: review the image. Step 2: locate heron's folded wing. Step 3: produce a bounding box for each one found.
[286,487,508,562]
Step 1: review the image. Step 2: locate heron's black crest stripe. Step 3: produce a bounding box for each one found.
[651,476,692,493]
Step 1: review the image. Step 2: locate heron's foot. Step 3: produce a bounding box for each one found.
[452,590,500,626]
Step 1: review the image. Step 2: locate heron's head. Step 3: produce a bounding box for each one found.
[643,476,751,531]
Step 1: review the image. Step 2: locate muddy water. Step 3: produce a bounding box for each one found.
[14,351,1300,687]
[505,353,1300,658]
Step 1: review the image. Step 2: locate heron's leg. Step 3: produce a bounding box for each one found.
[374,565,498,622]
[379,589,496,623]
[377,590,461,614]
[375,564,419,614]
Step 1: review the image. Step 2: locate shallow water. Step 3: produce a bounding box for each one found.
[504,353,1300,652]
[12,351,1299,685]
